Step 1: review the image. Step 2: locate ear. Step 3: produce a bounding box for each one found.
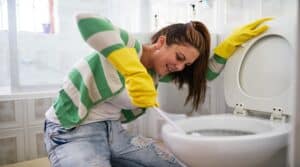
[154,35,166,49]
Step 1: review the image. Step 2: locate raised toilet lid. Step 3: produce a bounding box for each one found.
[224,21,295,116]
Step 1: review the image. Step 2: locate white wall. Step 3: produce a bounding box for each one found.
[290,1,300,166]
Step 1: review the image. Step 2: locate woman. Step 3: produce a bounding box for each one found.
[44,13,271,167]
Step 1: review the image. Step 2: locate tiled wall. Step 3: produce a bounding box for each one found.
[0,98,53,165]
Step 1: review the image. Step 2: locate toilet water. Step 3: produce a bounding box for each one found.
[188,129,255,137]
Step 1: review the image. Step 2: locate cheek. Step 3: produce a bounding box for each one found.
[153,50,172,72]
[154,58,164,71]
[154,52,165,65]
[152,57,166,74]
[157,56,170,68]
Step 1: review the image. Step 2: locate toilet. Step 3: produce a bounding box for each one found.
[161,20,295,167]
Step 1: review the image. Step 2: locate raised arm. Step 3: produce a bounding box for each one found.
[206,18,272,81]
[76,13,158,107]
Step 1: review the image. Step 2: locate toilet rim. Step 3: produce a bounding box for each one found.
[163,125,289,141]
[162,114,289,141]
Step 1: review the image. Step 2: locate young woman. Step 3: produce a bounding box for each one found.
[44,13,271,167]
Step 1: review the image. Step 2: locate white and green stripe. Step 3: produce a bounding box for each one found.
[119,28,129,45]
[126,33,136,48]
[99,56,124,93]
[54,14,154,128]
[77,16,115,41]
[62,79,88,119]
[54,52,126,128]
[69,68,94,108]
[206,54,227,80]
[54,89,80,128]
[86,31,123,53]
[85,52,114,98]
[74,59,102,103]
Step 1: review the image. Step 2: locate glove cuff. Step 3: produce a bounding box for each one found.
[214,40,237,59]
[132,99,159,108]
[107,47,147,76]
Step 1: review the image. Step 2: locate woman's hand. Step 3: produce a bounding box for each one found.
[214,17,273,59]
[108,48,159,108]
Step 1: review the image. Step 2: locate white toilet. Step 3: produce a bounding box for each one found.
[161,20,295,167]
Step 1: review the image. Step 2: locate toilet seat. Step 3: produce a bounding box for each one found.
[224,22,295,117]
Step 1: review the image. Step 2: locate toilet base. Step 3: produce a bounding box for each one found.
[175,146,288,167]
[261,146,288,167]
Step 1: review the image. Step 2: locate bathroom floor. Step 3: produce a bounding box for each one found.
[1,157,50,167]
[1,141,169,167]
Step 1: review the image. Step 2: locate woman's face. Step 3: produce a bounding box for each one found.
[152,37,199,76]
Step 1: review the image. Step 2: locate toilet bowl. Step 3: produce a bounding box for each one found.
[162,114,289,167]
[161,20,295,167]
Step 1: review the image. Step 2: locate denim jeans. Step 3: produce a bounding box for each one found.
[44,120,183,167]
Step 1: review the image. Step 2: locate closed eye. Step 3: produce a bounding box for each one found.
[176,52,192,67]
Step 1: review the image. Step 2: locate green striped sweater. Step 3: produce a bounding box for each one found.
[47,13,227,129]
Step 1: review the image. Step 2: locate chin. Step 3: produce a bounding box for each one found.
[159,72,170,77]
[155,66,169,76]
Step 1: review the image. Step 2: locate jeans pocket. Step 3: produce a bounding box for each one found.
[50,132,69,145]
[46,121,76,146]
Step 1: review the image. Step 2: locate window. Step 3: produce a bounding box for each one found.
[1,0,217,94]
[0,0,8,30]
[17,0,55,34]
[0,0,55,33]
[0,0,148,94]
[0,0,9,89]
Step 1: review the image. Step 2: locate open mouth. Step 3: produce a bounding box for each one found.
[166,64,177,73]
[166,64,172,73]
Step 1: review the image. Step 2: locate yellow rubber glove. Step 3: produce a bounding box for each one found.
[108,48,159,108]
[76,14,158,107]
[214,17,272,59]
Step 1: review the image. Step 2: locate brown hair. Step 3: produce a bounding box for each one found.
[151,21,211,110]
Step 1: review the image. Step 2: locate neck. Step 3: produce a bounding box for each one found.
[141,44,155,69]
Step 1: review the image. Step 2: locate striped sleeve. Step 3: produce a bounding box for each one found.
[53,14,147,128]
[54,53,125,129]
[76,13,146,76]
[76,13,157,108]
[76,14,142,58]
[206,54,227,81]
[77,14,124,57]
[119,28,142,56]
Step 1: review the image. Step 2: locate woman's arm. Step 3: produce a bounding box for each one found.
[76,13,158,108]
[206,17,272,81]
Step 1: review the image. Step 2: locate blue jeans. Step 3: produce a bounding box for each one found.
[44,120,183,167]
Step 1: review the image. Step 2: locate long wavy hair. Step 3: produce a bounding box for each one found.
[151,21,211,110]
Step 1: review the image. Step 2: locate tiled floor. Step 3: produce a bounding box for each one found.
[1,158,50,167]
